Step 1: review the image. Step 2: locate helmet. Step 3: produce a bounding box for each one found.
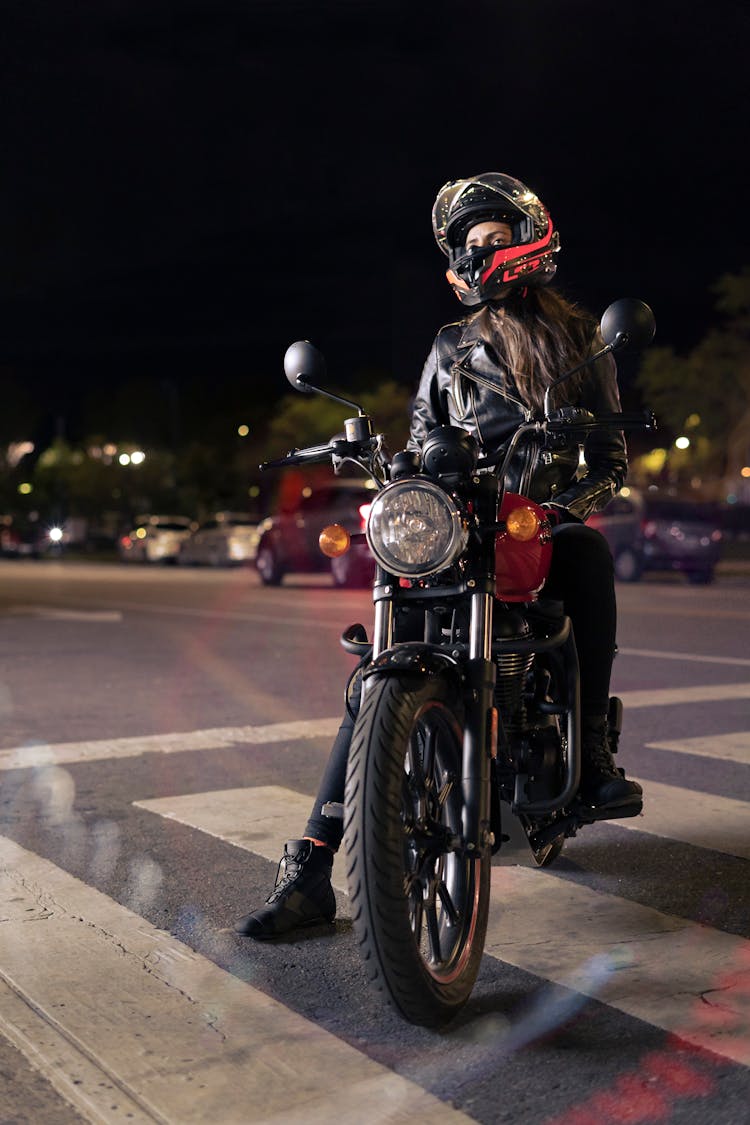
[432,172,561,307]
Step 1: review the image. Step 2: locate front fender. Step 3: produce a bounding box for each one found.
[362,642,461,684]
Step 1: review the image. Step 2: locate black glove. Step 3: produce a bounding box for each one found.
[541,503,582,527]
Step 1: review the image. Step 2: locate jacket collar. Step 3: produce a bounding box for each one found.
[454,317,507,388]
[457,316,485,350]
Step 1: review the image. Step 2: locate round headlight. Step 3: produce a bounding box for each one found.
[366,480,467,578]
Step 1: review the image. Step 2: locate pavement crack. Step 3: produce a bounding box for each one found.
[4,867,227,1040]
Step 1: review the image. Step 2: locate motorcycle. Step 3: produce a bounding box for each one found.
[261,298,656,1027]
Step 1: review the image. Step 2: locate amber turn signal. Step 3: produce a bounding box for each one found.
[505,506,540,542]
[319,523,351,558]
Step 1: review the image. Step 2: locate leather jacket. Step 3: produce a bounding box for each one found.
[407,316,627,522]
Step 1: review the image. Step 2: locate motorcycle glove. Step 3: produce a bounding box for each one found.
[541,503,582,527]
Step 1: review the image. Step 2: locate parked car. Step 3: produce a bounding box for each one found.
[0,515,41,558]
[255,480,377,587]
[118,515,194,564]
[177,512,260,566]
[587,489,723,584]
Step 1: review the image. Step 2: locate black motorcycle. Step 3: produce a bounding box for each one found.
[261,298,656,1026]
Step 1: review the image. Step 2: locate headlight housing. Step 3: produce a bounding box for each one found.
[366,480,467,578]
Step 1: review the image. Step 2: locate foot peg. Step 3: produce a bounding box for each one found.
[574,797,643,823]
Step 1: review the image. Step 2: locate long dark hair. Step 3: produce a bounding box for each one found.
[469,288,597,413]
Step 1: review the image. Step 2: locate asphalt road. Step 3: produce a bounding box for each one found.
[0,560,749,1124]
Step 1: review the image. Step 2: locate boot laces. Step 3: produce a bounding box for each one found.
[267,847,308,903]
[583,726,620,779]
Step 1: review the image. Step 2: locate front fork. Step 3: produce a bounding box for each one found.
[370,577,496,854]
[462,592,496,852]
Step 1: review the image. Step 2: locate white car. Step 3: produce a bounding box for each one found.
[178,512,260,567]
[118,515,194,564]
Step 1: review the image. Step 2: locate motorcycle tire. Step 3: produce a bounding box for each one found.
[343,672,490,1027]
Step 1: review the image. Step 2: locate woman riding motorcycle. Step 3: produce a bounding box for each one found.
[235,171,643,940]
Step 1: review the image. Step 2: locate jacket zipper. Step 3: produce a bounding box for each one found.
[453,361,532,420]
[453,361,536,487]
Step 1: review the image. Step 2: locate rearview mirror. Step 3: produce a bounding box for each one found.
[283,340,327,393]
[600,299,655,351]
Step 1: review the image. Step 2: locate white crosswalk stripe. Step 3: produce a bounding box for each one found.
[135,784,750,1069]
[0,835,471,1125]
[612,779,750,859]
[647,731,750,765]
[1,683,749,769]
[0,719,341,771]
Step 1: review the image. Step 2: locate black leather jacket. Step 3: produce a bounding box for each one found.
[407,316,627,522]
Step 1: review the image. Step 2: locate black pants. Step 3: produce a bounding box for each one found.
[304,523,616,849]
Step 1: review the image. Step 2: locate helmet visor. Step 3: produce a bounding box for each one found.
[433,173,551,256]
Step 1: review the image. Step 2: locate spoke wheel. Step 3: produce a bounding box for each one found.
[344,673,490,1026]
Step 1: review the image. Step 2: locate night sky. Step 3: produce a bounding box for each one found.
[2,0,748,442]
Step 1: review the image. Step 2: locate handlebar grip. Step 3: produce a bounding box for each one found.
[260,442,334,471]
[595,411,657,429]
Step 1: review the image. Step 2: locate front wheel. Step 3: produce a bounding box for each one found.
[344,673,490,1027]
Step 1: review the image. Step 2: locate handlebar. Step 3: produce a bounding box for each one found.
[260,442,337,471]
[261,411,657,475]
[476,410,657,472]
[545,410,657,432]
[260,434,384,473]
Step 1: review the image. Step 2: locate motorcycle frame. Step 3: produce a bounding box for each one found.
[358,470,583,854]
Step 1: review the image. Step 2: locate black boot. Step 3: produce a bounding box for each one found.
[579,715,643,812]
[234,839,336,940]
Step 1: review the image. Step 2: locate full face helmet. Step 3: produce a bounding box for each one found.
[432,172,561,308]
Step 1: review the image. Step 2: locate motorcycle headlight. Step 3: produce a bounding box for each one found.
[366,480,467,578]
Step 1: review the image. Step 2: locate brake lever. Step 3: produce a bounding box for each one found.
[259,441,336,471]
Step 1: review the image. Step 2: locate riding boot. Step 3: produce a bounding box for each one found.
[234,839,336,939]
[579,714,643,811]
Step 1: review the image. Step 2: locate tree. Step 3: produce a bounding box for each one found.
[259,380,412,465]
[637,269,750,488]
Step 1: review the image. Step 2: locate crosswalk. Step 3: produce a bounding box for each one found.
[0,835,471,1125]
[134,780,750,1070]
[1,717,749,1123]
[1,680,749,771]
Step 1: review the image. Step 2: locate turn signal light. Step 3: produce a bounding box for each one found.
[506,506,540,542]
[319,523,351,558]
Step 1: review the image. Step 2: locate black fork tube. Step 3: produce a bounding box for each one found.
[461,592,496,850]
[371,565,394,659]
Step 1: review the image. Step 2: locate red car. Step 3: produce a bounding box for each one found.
[255,480,377,587]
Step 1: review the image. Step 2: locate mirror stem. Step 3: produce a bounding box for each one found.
[296,379,366,415]
[542,335,629,416]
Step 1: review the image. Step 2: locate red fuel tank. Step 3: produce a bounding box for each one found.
[495,492,553,602]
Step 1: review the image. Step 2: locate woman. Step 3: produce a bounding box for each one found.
[235,171,643,940]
